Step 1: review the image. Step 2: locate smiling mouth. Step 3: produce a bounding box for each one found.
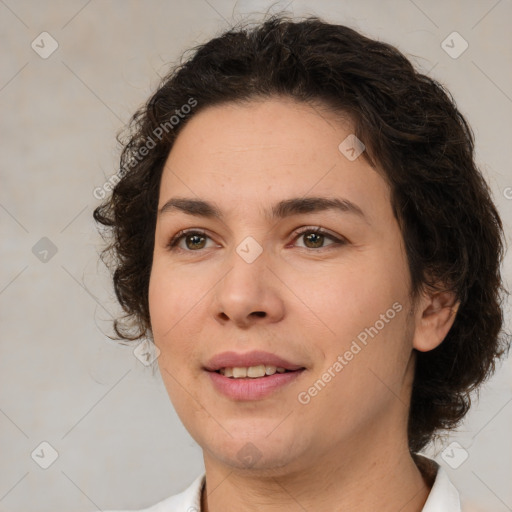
[216,365,304,378]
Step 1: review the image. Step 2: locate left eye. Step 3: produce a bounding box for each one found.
[167,227,345,252]
[292,228,344,249]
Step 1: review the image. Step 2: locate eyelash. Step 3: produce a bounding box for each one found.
[166,226,347,252]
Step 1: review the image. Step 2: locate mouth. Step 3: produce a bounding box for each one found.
[204,350,307,400]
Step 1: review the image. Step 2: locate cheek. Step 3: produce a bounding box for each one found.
[294,255,408,344]
[148,262,202,371]
[148,267,201,410]
[149,258,200,337]
[298,253,413,405]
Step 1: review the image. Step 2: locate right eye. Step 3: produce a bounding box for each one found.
[167,229,218,252]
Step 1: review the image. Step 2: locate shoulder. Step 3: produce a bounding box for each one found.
[101,473,205,512]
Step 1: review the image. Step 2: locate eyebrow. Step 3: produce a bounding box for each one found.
[158,196,368,222]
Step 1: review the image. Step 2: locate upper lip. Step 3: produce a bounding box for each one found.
[204,350,305,372]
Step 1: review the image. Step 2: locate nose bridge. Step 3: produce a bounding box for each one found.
[213,234,284,325]
[224,234,270,304]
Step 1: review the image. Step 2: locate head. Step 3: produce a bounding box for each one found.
[94,14,508,465]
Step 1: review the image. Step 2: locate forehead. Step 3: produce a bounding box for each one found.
[167,96,353,166]
[158,97,390,221]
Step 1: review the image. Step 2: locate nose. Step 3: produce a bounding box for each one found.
[213,246,285,328]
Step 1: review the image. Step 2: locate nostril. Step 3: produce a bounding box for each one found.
[251,311,266,318]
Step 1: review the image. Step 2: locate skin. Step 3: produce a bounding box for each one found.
[148,96,458,512]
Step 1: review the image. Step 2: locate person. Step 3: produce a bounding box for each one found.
[93,13,509,512]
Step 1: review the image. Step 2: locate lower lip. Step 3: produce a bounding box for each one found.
[207,370,305,401]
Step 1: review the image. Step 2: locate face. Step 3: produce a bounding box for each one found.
[148,96,418,475]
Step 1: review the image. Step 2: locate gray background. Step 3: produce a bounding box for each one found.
[1,1,511,511]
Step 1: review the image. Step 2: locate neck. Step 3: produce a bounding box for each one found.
[201,426,431,512]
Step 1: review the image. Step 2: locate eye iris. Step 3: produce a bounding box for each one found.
[304,232,324,248]
[186,234,206,250]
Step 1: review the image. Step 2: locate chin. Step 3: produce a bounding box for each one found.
[209,446,300,474]
[201,428,312,474]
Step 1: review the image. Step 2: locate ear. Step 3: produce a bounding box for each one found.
[412,288,460,352]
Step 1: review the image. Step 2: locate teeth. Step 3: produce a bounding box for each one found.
[233,367,247,378]
[219,365,288,378]
[247,365,266,378]
[265,365,277,375]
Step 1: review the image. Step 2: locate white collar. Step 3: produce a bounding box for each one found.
[421,462,461,512]
[106,457,461,511]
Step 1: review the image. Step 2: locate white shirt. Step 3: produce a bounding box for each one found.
[103,459,462,512]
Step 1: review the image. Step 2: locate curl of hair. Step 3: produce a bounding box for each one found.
[94,13,510,452]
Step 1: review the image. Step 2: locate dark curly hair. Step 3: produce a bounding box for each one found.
[93,14,510,453]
